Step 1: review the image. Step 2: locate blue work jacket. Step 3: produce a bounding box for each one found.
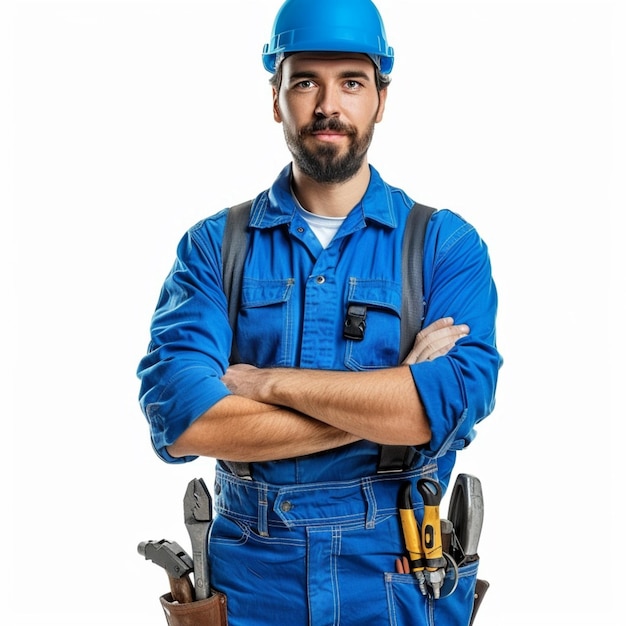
[137,164,502,489]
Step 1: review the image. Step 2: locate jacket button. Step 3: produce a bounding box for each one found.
[315,275,325,284]
[280,500,293,512]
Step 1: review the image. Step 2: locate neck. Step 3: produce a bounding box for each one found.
[291,161,371,217]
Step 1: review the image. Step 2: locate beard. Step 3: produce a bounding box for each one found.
[283,116,376,184]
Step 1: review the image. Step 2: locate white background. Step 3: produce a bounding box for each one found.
[4,0,624,624]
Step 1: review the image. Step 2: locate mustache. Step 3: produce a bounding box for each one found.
[301,118,356,136]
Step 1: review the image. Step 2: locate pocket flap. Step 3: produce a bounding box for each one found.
[241,278,294,309]
[347,279,402,315]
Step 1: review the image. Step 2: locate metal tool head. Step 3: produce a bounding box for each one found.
[183,477,213,600]
[183,477,212,525]
[137,539,194,579]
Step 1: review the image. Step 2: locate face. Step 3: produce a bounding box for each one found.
[273,53,387,184]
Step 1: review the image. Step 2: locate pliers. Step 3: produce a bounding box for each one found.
[183,477,213,600]
[398,479,448,599]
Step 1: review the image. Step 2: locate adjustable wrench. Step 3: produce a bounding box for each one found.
[183,477,213,600]
[137,539,195,603]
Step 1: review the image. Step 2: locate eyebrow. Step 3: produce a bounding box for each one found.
[289,69,373,83]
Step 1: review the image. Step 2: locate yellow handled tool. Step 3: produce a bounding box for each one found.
[417,478,448,598]
[398,482,427,595]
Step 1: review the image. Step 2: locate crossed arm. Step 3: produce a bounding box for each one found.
[167,318,468,462]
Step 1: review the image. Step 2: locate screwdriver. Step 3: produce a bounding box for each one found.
[398,482,427,595]
[417,478,448,599]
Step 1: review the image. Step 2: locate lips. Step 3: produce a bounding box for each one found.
[304,119,355,137]
[311,130,346,140]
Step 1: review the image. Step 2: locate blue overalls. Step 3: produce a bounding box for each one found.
[210,465,480,625]
[137,164,502,625]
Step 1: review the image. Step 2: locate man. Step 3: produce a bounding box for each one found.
[137,0,502,624]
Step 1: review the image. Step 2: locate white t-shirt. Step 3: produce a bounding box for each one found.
[294,198,346,249]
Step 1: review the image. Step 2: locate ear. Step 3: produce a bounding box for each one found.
[375,87,388,123]
[272,87,282,123]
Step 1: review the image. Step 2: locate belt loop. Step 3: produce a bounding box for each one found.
[258,483,269,537]
[361,478,377,529]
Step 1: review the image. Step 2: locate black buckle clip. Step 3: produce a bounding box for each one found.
[343,304,367,341]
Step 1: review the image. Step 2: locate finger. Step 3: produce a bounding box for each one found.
[415,324,469,350]
[415,317,455,342]
[402,319,468,364]
[417,331,468,356]
[403,328,469,364]
[414,328,467,353]
[412,341,457,363]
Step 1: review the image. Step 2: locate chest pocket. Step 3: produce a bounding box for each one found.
[237,277,295,367]
[344,278,402,370]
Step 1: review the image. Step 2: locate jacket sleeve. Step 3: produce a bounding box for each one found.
[409,209,503,459]
[136,211,233,463]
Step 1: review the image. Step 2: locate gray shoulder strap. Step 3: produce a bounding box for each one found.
[399,202,436,361]
[221,200,253,479]
[378,202,435,474]
[222,200,253,365]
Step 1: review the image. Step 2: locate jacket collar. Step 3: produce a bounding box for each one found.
[249,164,397,230]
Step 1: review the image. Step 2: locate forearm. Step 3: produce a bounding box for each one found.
[166,318,464,461]
[167,394,359,461]
[223,365,431,446]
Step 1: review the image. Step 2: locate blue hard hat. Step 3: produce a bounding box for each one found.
[262,0,394,74]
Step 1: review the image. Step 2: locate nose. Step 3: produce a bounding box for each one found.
[314,87,340,118]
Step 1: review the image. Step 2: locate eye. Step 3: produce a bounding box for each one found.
[344,79,364,91]
[294,79,315,90]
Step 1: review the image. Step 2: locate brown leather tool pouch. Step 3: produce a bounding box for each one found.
[159,591,228,626]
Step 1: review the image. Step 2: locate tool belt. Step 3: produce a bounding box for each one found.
[138,479,229,626]
[141,473,488,625]
[159,590,228,626]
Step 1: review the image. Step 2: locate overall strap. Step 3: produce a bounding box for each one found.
[222,200,253,365]
[221,200,253,479]
[399,203,436,361]
[220,200,436,478]
[378,202,436,473]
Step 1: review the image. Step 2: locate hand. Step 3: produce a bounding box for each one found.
[402,317,469,365]
[222,363,265,400]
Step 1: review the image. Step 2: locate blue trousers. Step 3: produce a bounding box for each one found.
[210,466,479,625]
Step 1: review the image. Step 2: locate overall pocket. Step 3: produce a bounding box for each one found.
[343,278,402,370]
[237,277,295,366]
[385,560,480,626]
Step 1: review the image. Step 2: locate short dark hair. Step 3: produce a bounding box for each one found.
[269,59,391,92]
